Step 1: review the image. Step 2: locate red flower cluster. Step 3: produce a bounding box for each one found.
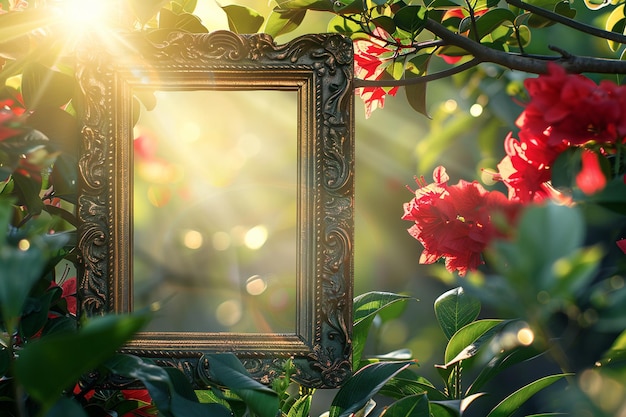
[495,63,625,201]
[402,166,520,276]
[404,64,626,276]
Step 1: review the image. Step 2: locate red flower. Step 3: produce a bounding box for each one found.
[121,389,156,417]
[617,239,626,254]
[354,27,411,118]
[519,63,626,147]
[494,131,567,202]
[60,276,77,316]
[576,149,607,195]
[0,109,24,141]
[402,166,521,276]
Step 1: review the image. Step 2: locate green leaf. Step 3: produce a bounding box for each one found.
[381,393,430,417]
[329,361,414,417]
[353,292,413,368]
[466,341,545,394]
[266,8,307,37]
[21,63,74,111]
[607,6,626,53]
[372,16,397,34]
[466,8,516,40]
[287,394,312,417]
[275,0,335,11]
[204,353,279,417]
[444,319,506,365]
[486,374,571,417]
[46,397,89,417]
[128,0,169,23]
[169,0,197,14]
[380,372,448,401]
[159,9,208,32]
[20,289,59,339]
[27,107,80,157]
[430,403,459,417]
[583,0,611,10]
[394,5,428,35]
[554,1,576,18]
[222,5,265,34]
[434,287,481,341]
[328,14,363,35]
[106,354,233,417]
[431,393,485,415]
[405,80,429,118]
[598,329,626,366]
[14,313,150,410]
[11,172,45,215]
[0,239,48,332]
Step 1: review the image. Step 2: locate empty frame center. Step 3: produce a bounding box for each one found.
[133,89,298,333]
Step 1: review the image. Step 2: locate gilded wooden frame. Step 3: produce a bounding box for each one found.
[75,31,354,388]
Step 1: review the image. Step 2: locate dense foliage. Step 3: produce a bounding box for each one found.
[1,0,626,416]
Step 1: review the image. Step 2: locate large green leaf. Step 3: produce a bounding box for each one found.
[46,397,89,417]
[379,370,447,401]
[265,8,306,37]
[21,63,74,111]
[14,313,150,410]
[0,239,48,332]
[466,341,545,394]
[106,354,232,417]
[204,353,279,417]
[434,287,481,341]
[486,374,571,417]
[466,8,516,40]
[444,319,506,365]
[382,393,430,417]
[353,292,413,368]
[394,5,428,35]
[329,361,414,417]
[222,5,264,34]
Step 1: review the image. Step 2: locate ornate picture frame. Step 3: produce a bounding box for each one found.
[75,30,354,388]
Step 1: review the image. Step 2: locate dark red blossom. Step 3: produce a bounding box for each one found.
[402,166,521,276]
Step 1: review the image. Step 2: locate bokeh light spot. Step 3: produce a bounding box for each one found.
[516,327,534,346]
[470,104,483,117]
[18,239,30,251]
[244,225,268,250]
[246,275,267,296]
[182,230,203,250]
[216,300,242,327]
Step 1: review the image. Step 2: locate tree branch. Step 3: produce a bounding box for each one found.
[506,0,626,45]
[424,18,626,74]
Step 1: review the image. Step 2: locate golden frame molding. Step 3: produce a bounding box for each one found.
[75,30,354,388]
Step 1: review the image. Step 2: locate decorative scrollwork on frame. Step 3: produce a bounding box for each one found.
[76,30,354,388]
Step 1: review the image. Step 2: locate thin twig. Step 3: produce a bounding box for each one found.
[354,58,482,87]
